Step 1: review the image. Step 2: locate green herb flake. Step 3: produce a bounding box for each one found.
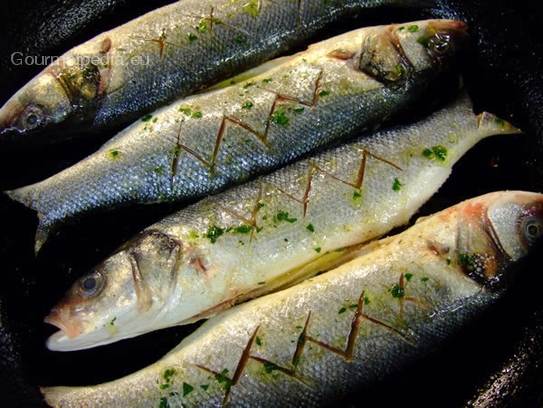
[200,384,209,391]
[257,202,265,211]
[258,281,266,285]
[338,307,347,314]
[235,35,245,43]
[179,107,191,116]
[363,296,371,305]
[421,277,429,282]
[242,101,254,109]
[182,382,194,397]
[495,117,506,127]
[243,81,255,89]
[270,109,290,125]
[277,211,297,223]
[405,273,414,281]
[353,190,362,200]
[417,36,430,48]
[141,114,153,122]
[256,336,262,346]
[189,231,199,239]
[187,33,198,42]
[392,178,403,192]
[284,238,289,242]
[163,368,176,382]
[306,223,315,232]
[263,361,279,374]
[390,284,404,299]
[423,145,448,161]
[160,384,170,390]
[191,111,203,119]
[262,78,273,83]
[314,247,322,253]
[110,317,116,326]
[233,224,252,234]
[215,369,232,390]
[293,106,305,114]
[159,397,169,408]
[398,26,405,31]
[318,90,331,97]
[432,145,448,161]
[107,149,121,160]
[407,24,419,33]
[169,145,182,154]
[296,325,303,330]
[459,253,475,271]
[446,259,451,265]
[152,117,158,123]
[154,165,165,175]
[206,226,225,243]
[349,303,358,309]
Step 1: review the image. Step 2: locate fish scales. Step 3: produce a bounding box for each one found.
[43,90,521,352]
[0,0,433,141]
[41,191,543,407]
[6,20,469,252]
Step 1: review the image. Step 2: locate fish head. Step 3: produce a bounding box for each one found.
[457,191,543,285]
[0,53,105,142]
[44,230,186,351]
[357,20,469,87]
[44,253,140,351]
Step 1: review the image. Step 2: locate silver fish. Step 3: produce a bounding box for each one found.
[0,0,433,142]
[6,19,469,252]
[41,190,543,407]
[43,90,521,352]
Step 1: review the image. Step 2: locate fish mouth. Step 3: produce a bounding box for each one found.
[44,307,83,339]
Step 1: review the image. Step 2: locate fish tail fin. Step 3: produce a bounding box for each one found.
[35,216,52,255]
[477,112,523,136]
[4,188,52,255]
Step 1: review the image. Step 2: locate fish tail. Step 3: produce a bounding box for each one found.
[35,217,52,255]
[477,111,523,136]
[4,188,52,254]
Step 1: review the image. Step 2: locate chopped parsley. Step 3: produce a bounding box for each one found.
[191,111,203,119]
[262,78,273,83]
[423,145,448,161]
[314,247,322,253]
[233,225,252,234]
[417,36,430,48]
[206,226,225,243]
[405,273,413,281]
[243,81,255,89]
[495,117,506,127]
[179,107,191,115]
[353,190,362,200]
[306,223,315,232]
[263,361,279,374]
[235,35,245,43]
[390,284,404,299]
[318,90,331,97]
[200,384,209,391]
[182,382,194,397]
[407,24,419,32]
[363,296,371,305]
[392,178,403,192]
[270,109,290,125]
[459,253,475,271]
[421,277,429,282]
[338,307,347,314]
[276,211,297,223]
[256,336,262,346]
[215,369,232,390]
[141,114,153,122]
[107,149,121,160]
[242,101,254,109]
[187,33,198,42]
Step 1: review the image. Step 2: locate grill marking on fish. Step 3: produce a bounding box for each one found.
[175,69,325,173]
[194,281,420,405]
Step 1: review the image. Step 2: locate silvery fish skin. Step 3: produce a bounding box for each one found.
[0,0,433,142]
[6,19,469,253]
[43,90,521,352]
[41,191,543,407]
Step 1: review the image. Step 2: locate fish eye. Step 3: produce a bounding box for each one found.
[21,104,45,131]
[79,271,105,297]
[429,34,451,56]
[523,218,543,243]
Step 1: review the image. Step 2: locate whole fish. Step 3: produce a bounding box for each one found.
[0,0,433,142]
[6,19,469,252]
[41,190,543,407]
[43,90,521,352]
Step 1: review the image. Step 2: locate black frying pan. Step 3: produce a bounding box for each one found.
[0,0,542,406]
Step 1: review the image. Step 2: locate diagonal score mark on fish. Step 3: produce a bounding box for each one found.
[42,88,522,352]
[5,19,469,253]
[40,191,543,406]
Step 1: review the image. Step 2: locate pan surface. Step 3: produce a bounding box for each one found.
[0,0,542,406]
